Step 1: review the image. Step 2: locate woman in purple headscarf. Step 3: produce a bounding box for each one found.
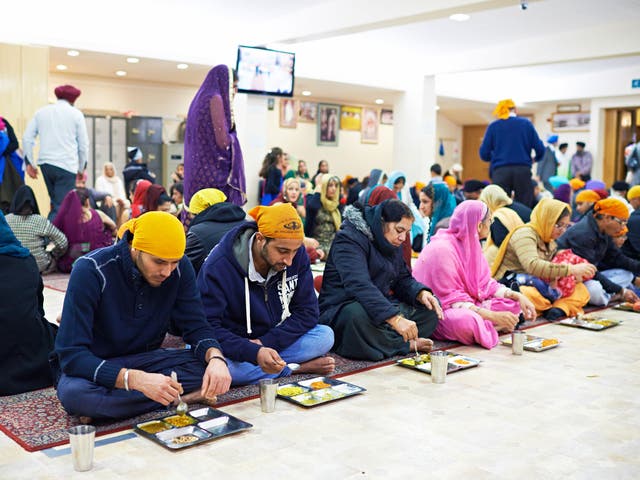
[183,65,246,214]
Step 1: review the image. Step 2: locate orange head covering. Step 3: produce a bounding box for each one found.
[569,178,585,191]
[443,175,457,188]
[627,185,640,201]
[117,211,186,259]
[575,190,600,203]
[248,203,304,240]
[493,99,516,119]
[594,198,630,220]
[415,181,426,191]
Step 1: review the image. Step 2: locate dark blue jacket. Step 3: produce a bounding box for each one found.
[556,214,640,293]
[197,222,319,364]
[479,116,545,172]
[318,206,430,326]
[622,208,640,260]
[55,234,220,388]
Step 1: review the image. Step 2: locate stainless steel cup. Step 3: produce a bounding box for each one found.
[68,425,96,472]
[259,378,278,413]
[430,351,448,384]
[512,331,525,355]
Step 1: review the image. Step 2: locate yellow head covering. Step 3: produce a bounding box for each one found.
[443,175,457,188]
[479,184,512,213]
[569,178,585,191]
[627,185,640,201]
[490,198,570,276]
[320,175,342,231]
[493,99,516,120]
[248,203,304,240]
[575,190,600,203]
[117,211,186,259]
[187,188,227,214]
[594,198,630,220]
[415,181,426,192]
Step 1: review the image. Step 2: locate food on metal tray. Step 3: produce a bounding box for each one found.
[164,415,196,427]
[277,386,306,397]
[172,434,199,445]
[310,381,332,390]
[452,358,471,365]
[138,421,171,434]
[541,339,559,347]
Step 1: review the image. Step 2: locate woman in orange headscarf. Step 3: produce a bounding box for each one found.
[491,199,595,320]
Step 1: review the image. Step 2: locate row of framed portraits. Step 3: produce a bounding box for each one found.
[279,99,393,145]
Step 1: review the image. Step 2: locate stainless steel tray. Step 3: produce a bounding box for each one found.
[559,316,621,331]
[134,408,252,450]
[396,352,481,374]
[501,334,561,352]
[277,376,365,408]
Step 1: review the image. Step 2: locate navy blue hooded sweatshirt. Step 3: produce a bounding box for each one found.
[197,222,319,364]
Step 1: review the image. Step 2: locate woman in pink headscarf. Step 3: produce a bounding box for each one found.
[413,200,535,349]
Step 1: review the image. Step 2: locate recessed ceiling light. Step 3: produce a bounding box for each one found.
[127,57,140,64]
[449,13,470,22]
[434,105,441,111]
[67,50,80,57]
[115,70,127,77]
[177,63,189,70]
[301,90,312,96]
[375,99,384,105]
[56,64,68,71]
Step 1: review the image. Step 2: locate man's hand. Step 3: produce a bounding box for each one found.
[129,370,181,406]
[516,293,537,320]
[256,347,286,374]
[387,315,418,342]
[622,288,639,304]
[416,290,443,319]
[26,164,38,179]
[201,358,232,399]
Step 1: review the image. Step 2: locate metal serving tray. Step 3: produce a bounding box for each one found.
[396,352,481,374]
[277,376,365,408]
[558,316,621,331]
[501,334,561,352]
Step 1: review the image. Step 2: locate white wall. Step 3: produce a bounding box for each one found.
[435,112,463,175]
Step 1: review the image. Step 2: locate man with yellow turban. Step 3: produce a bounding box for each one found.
[557,198,640,305]
[54,211,231,421]
[197,203,335,385]
[185,188,247,274]
[574,189,601,220]
[479,99,546,208]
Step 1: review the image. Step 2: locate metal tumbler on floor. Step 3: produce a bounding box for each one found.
[512,331,525,355]
[68,425,96,472]
[259,378,278,413]
[430,351,448,384]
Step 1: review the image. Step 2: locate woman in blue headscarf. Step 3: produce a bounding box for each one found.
[419,183,457,245]
[0,211,57,395]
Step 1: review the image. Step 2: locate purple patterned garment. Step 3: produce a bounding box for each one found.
[183,65,246,209]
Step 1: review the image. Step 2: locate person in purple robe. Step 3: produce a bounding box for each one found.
[183,65,246,215]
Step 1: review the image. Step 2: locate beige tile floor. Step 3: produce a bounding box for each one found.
[1,288,638,479]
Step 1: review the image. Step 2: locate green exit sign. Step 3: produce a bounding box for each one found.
[633,79,640,89]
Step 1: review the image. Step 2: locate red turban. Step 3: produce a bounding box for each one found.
[54,85,81,104]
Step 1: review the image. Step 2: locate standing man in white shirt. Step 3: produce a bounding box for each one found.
[23,85,89,220]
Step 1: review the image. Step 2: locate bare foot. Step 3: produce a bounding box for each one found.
[297,356,335,375]
[79,416,93,425]
[410,338,434,353]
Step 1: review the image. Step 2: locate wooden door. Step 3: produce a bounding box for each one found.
[462,125,490,182]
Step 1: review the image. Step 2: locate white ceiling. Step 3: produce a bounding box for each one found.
[10,0,640,122]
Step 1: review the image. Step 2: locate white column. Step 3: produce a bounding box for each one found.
[391,75,437,184]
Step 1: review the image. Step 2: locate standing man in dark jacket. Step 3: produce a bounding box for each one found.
[556,198,640,306]
[537,135,559,192]
[479,99,545,208]
[197,203,335,385]
[185,188,247,274]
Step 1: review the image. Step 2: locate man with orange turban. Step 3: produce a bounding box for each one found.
[574,189,600,220]
[557,198,640,305]
[54,211,231,421]
[23,85,89,220]
[479,99,546,208]
[198,203,335,385]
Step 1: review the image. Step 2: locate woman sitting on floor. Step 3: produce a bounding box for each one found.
[6,185,68,273]
[417,182,456,248]
[413,200,536,349]
[305,175,343,256]
[53,188,116,273]
[270,177,306,224]
[491,198,596,320]
[0,211,57,395]
[318,199,441,360]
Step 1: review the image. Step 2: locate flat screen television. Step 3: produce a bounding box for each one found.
[235,45,295,97]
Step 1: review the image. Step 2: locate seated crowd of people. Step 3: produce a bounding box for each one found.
[4,150,640,427]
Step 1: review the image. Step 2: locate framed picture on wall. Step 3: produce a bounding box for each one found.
[551,112,591,132]
[380,109,393,125]
[361,107,379,144]
[279,99,297,128]
[340,106,362,131]
[298,101,317,123]
[317,103,340,146]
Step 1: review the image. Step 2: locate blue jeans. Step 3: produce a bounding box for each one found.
[56,349,207,420]
[41,163,76,221]
[228,325,334,386]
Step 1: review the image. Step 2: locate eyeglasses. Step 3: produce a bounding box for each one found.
[553,222,570,231]
[610,216,627,226]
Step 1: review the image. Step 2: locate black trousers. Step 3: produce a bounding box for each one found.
[491,164,534,208]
